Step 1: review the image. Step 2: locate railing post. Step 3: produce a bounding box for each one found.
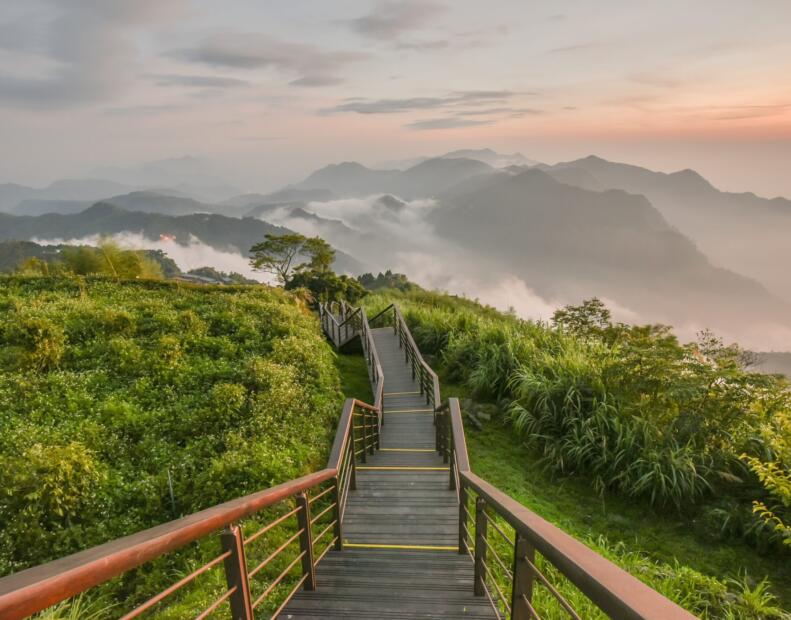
[296,492,317,591]
[348,429,357,490]
[474,497,488,596]
[511,535,536,620]
[333,477,344,551]
[443,414,450,465]
[220,525,254,620]
[361,409,368,463]
[458,484,468,555]
[368,411,375,455]
[448,439,454,487]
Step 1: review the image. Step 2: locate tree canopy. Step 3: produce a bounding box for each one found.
[249,234,335,285]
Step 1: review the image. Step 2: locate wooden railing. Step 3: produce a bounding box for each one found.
[319,301,360,348]
[435,399,696,620]
[0,397,380,619]
[319,301,384,419]
[367,303,441,410]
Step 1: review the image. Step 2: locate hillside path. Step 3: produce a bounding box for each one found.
[281,327,495,619]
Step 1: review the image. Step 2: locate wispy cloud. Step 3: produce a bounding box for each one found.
[0,1,183,108]
[147,73,250,89]
[546,43,593,54]
[348,1,446,39]
[322,90,516,114]
[168,32,367,87]
[406,117,495,130]
[457,106,543,117]
[711,103,791,121]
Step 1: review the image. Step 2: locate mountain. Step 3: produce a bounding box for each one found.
[9,199,94,216]
[102,191,231,217]
[0,179,137,212]
[295,157,495,199]
[430,167,791,336]
[0,204,364,275]
[754,352,791,379]
[90,156,241,202]
[297,162,400,197]
[376,148,538,170]
[543,156,791,301]
[223,188,337,208]
[440,148,537,167]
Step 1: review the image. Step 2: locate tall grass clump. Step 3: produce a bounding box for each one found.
[361,291,791,553]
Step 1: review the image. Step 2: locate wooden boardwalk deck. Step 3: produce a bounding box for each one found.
[282,327,495,619]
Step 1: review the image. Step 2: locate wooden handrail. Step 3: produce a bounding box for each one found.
[0,395,379,619]
[437,397,696,620]
[0,469,336,619]
[392,305,441,409]
[366,303,394,325]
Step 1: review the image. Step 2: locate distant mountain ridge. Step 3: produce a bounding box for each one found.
[0,203,364,275]
[0,179,139,213]
[430,166,791,337]
[543,155,791,302]
[295,157,494,198]
[376,148,537,170]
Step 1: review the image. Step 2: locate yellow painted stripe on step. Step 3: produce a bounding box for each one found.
[356,466,449,471]
[380,448,435,452]
[384,391,421,396]
[344,543,459,551]
[384,408,434,413]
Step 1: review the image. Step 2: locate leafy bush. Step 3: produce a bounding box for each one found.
[0,276,343,581]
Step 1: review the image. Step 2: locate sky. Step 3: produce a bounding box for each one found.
[1,0,790,197]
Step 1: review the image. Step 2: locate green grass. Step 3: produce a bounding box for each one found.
[334,351,373,402]
[431,372,791,616]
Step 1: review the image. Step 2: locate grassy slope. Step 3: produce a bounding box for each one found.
[336,332,789,615]
[439,377,791,613]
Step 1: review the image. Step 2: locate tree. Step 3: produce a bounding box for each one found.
[249,234,335,285]
[552,298,612,338]
[286,269,367,305]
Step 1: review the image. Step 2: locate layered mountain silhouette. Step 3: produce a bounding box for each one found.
[0,203,363,274]
[0,179,137,213]
[430,167,791,335]
[541,156,791,302]
[295,157,494,199]
[377,148,536,170]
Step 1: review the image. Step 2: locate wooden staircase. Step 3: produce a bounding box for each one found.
[282,325,495,618]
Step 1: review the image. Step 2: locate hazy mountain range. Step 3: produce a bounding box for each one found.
[538,156,791,304]
[1,148,789,350]
[0,203,363,276]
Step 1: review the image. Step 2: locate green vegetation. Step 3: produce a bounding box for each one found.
[358,270,419,293]
[15,241,168,279]
[250,232,366,303]
[361,288,791,615]
[0,276,342,608]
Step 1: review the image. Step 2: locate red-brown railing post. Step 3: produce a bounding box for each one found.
[444,413,450,466]
[220,525,254,620]
[474,497,488,596]
[296,492,317,591]
[511,535,536,620]
[361,408,368,463]
[333,478,343,551]
[458,483,468,555]
[368,411,376,455]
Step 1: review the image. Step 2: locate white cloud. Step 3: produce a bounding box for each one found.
[31,232,273,283]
